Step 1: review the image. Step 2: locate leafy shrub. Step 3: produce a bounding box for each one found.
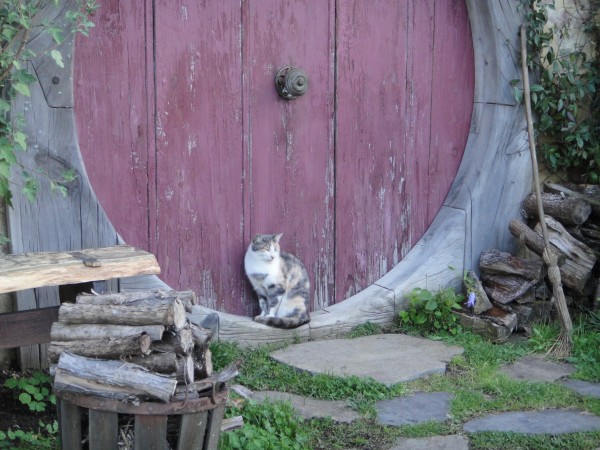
[219,400,310,450]
[516,0,600,181]
[4,371,55,413]
[1,371,58,448]
[398,287,463,335]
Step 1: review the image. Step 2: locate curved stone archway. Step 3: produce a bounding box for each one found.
[9,0,530,348]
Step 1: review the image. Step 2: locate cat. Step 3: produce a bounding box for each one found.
[244,233,310,328]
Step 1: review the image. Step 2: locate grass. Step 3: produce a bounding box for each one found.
[214,311,600,450]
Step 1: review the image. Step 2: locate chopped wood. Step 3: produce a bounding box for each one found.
[0,245,160,294]
[522,192,591,225]
[221,416,244,432]
[50,323,164,342]
[76,289,197,313]
[54,352,177,403]
[479,249,543,281]
[194,348,213,380]
[58,299,187,330]
[479,304,518,333]
[190,323,213,349]
[151,328,194,355]
[480,273,536,304]
[535,216,596,293]
[230,384,254,399]
[454,310,513,343]
[47,333,151,363]
[126,353,194,384]
[508,219,565,264]
[545,182,600,216]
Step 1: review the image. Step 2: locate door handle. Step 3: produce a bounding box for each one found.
[275,66,308,100]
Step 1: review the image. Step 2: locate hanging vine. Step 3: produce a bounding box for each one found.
[0,0,97,206]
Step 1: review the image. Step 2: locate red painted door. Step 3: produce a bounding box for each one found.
[75,0,473,315]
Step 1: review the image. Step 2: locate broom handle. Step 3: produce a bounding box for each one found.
[520,24,551,249]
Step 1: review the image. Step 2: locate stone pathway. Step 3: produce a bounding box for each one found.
[249,336,600,449]
[270,334,464,385]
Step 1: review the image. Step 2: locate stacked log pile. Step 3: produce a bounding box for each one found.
[48,290,222,403]
[457,184,599,342]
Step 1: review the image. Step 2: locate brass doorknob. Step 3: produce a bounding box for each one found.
[275,66,308,100]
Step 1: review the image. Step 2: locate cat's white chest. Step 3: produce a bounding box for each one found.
[244,247,278,280]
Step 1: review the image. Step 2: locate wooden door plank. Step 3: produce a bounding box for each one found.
[134,415,168,450]
[0,306,59,349]
[74,0,153,251]
[153,0,246,314]
[0,246,159,294]
[245,0,336,310]
[335,0,410,300]
[428,0,474,224]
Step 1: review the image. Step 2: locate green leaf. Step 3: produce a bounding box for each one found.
[13,82,31,97]
[13,131,27,150]
[19,392,32,405]
[4,378,18,389]
[50,49,64,68]
[23,178,38,202]
[425,299,438,311]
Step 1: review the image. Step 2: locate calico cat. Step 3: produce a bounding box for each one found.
[244,233,310,328]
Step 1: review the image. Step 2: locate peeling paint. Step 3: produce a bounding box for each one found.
[199,269,217,310]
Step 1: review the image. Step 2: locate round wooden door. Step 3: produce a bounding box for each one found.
[75,0,473,315]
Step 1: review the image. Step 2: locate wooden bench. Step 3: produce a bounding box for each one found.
[0,245,160,351]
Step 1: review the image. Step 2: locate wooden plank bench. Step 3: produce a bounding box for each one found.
[0,245,160,351]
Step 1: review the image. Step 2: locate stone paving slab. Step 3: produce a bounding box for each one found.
[463,409,600,434]
[252,390,361,423]
[270,334,464,386]
[375,392,454,426]
[499,354,575,382]
[390,435,469,450]
[560,380,600,399]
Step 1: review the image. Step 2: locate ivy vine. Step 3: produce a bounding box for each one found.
[0,0,97,206]
[516,0,600,182]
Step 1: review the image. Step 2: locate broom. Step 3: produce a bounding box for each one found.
[520,24,573,357]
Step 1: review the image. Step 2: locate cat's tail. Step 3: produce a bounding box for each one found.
[254,314,310,329]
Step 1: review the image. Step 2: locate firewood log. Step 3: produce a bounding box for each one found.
[545,182,600,217]
[54,352,177,403]
[126,353,194,384]
[479,249,543,281]
[58,299,187,330]
[151,328,195,355]
[480,273,536,304]
[509,220,565,263]
[76,289,197,312]
[51,323,164,341]
[47,333,151,363]
[522,192,591,225]
[535,216,596,293]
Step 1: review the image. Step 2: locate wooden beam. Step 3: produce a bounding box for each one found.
[0,307,59,348]
[0,245,160,294]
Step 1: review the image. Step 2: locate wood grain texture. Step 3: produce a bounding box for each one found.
[0,246,159,294]
[8,0,125,368]
[9,0,534,350]
[73,0,473,312]
[244,0,335,311]
[0,307,59,349]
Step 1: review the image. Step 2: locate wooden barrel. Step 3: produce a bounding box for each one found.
[56,388,228,450]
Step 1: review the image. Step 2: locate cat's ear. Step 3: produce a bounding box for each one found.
[274,233,283,243]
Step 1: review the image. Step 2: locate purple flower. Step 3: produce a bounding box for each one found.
[466,292,476,308]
